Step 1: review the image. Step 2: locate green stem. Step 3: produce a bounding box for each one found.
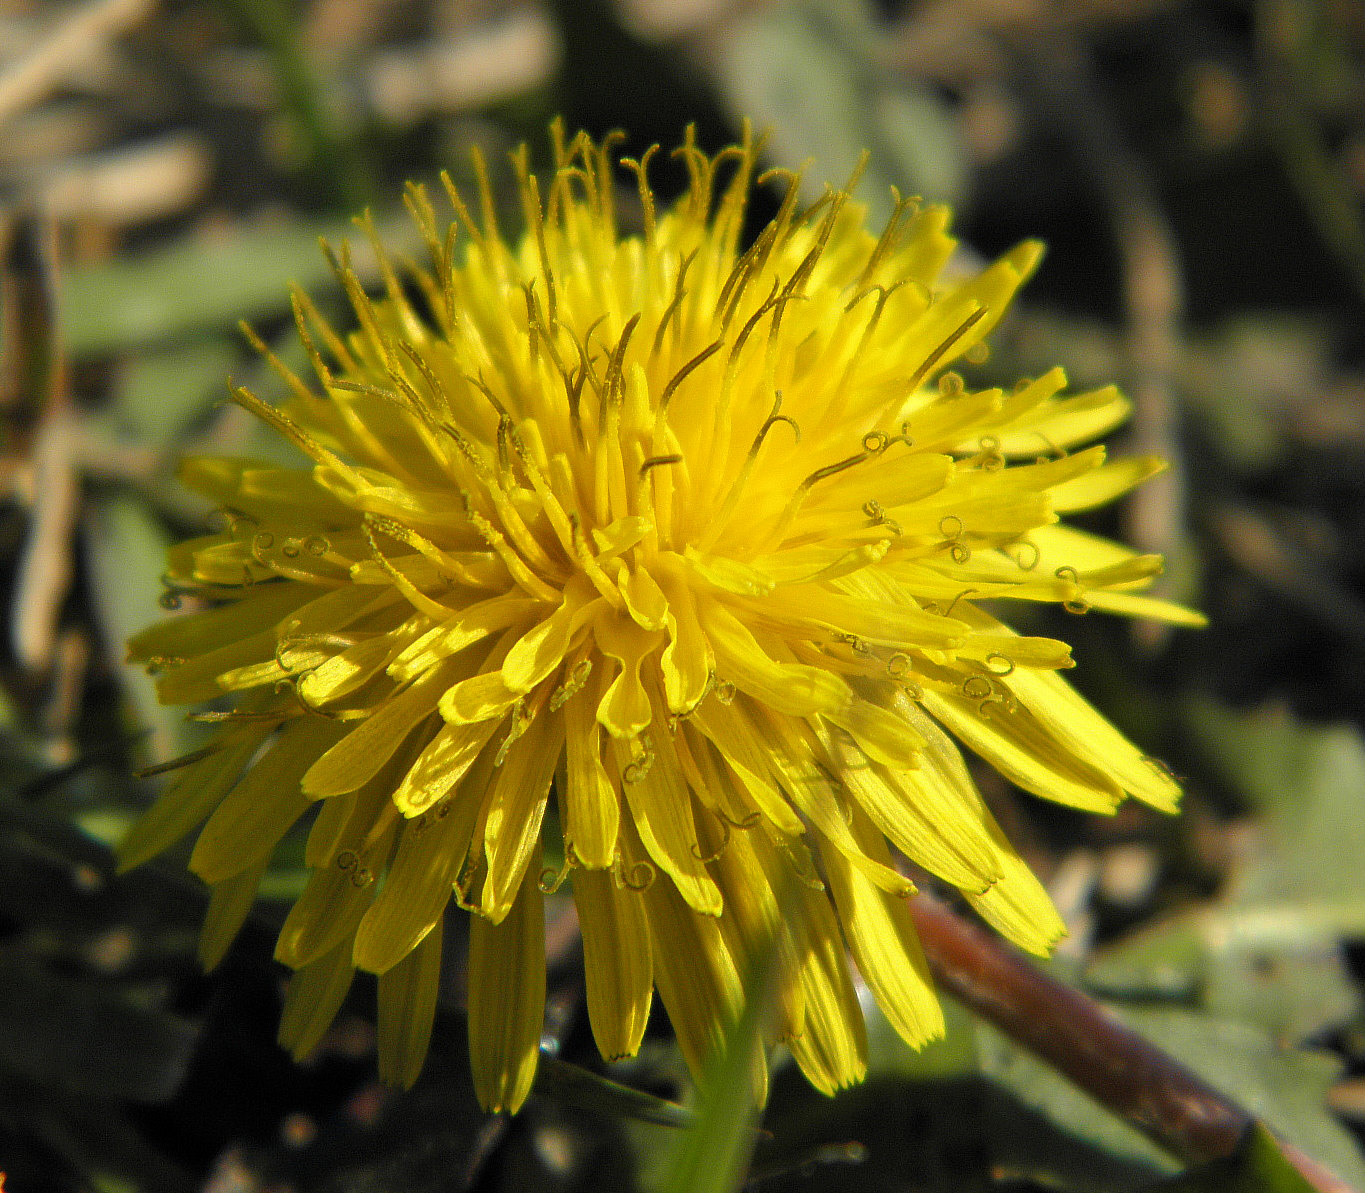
[224,0,373,211]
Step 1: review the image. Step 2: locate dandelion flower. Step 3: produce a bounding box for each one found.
[122,124,1203,1114]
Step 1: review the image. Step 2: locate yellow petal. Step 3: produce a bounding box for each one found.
[962,443,1106,491]
[745,703,913,896]
[298,633,404,707]
[782,881,868,1095]
[643,869,743,1083]
[901,388,1005,453]
[573,867,653,1060]
[997,385,1132,454]
[809,451,953,514]
[154,630,276,704]
[468,861,545,1114]
[127,582,309,663]
[392,717,500,816]
[501,584,592,693]
[480,709,564,923]
[682,546,775,596]
[707,825,804,1042]
[658,571,712,714]
[1029,522,1138,574]
[763,585,966,649]
[593,610,664,738]
[302,662,453,797]
[922,690,1124,814]
[561,673,619,869]
[1079,554,1165,589]
[904,239,1041,382]
[989,366,1067,429]
[278,939,355,1060]
[354,797,480,973]
[286,583,405,637]
[117,724,275,872]
[304,784,358,866]
[690,698,804,837]
[613,734,723,917]
[275,864,370,968]
[956,633,1074,671]
[831,745,1004,890]
[963,812,1066,956]
[591,514,651,559]
[387,594,539,683]
[822,806,945,1051]
[199,857,267,970]
[1005,666,1182,811]
[1050,455,1166,513]
[179,455,350,520]
[699,598,848,716]
[750,539,890,586]
[822,696,925,768]
[191,716,348,883]
[676,722,773,829]
[187,539,275,586]
[439,666,519,725]
[621,564,669,631]
[275,790,392,968]
[1084,589,1208,627]
[377,923,443,1088]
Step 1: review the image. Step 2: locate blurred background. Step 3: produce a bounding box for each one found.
[3,0,1365,1190]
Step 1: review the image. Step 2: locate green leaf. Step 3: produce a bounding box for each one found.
[1087,906,1359,1045]
[534,1055,693,1130]
[100,336,238,448]
[979,1005,1365,1189]
[976,1017,1180,1180]
[60,211,417,356]
[1139,1123,1316,1193]
[1083,913,1207,1001]
[865,988,979,1080]
[1121,1009,1365,1188]
[1187,701,1365,922]
[223,0,374,210]
[707,0,967,220]
[1090,700,1365,1043]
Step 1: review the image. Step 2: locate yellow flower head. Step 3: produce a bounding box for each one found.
[122,124,1201,1114]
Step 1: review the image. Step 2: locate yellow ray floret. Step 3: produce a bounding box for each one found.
[121,122,1203,1112]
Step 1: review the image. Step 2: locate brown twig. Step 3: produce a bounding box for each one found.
[0,0,157,128]
[363,13,561,129]
[908,889,1359,1191]
[36,132,213,228]
[3,216,80,676]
